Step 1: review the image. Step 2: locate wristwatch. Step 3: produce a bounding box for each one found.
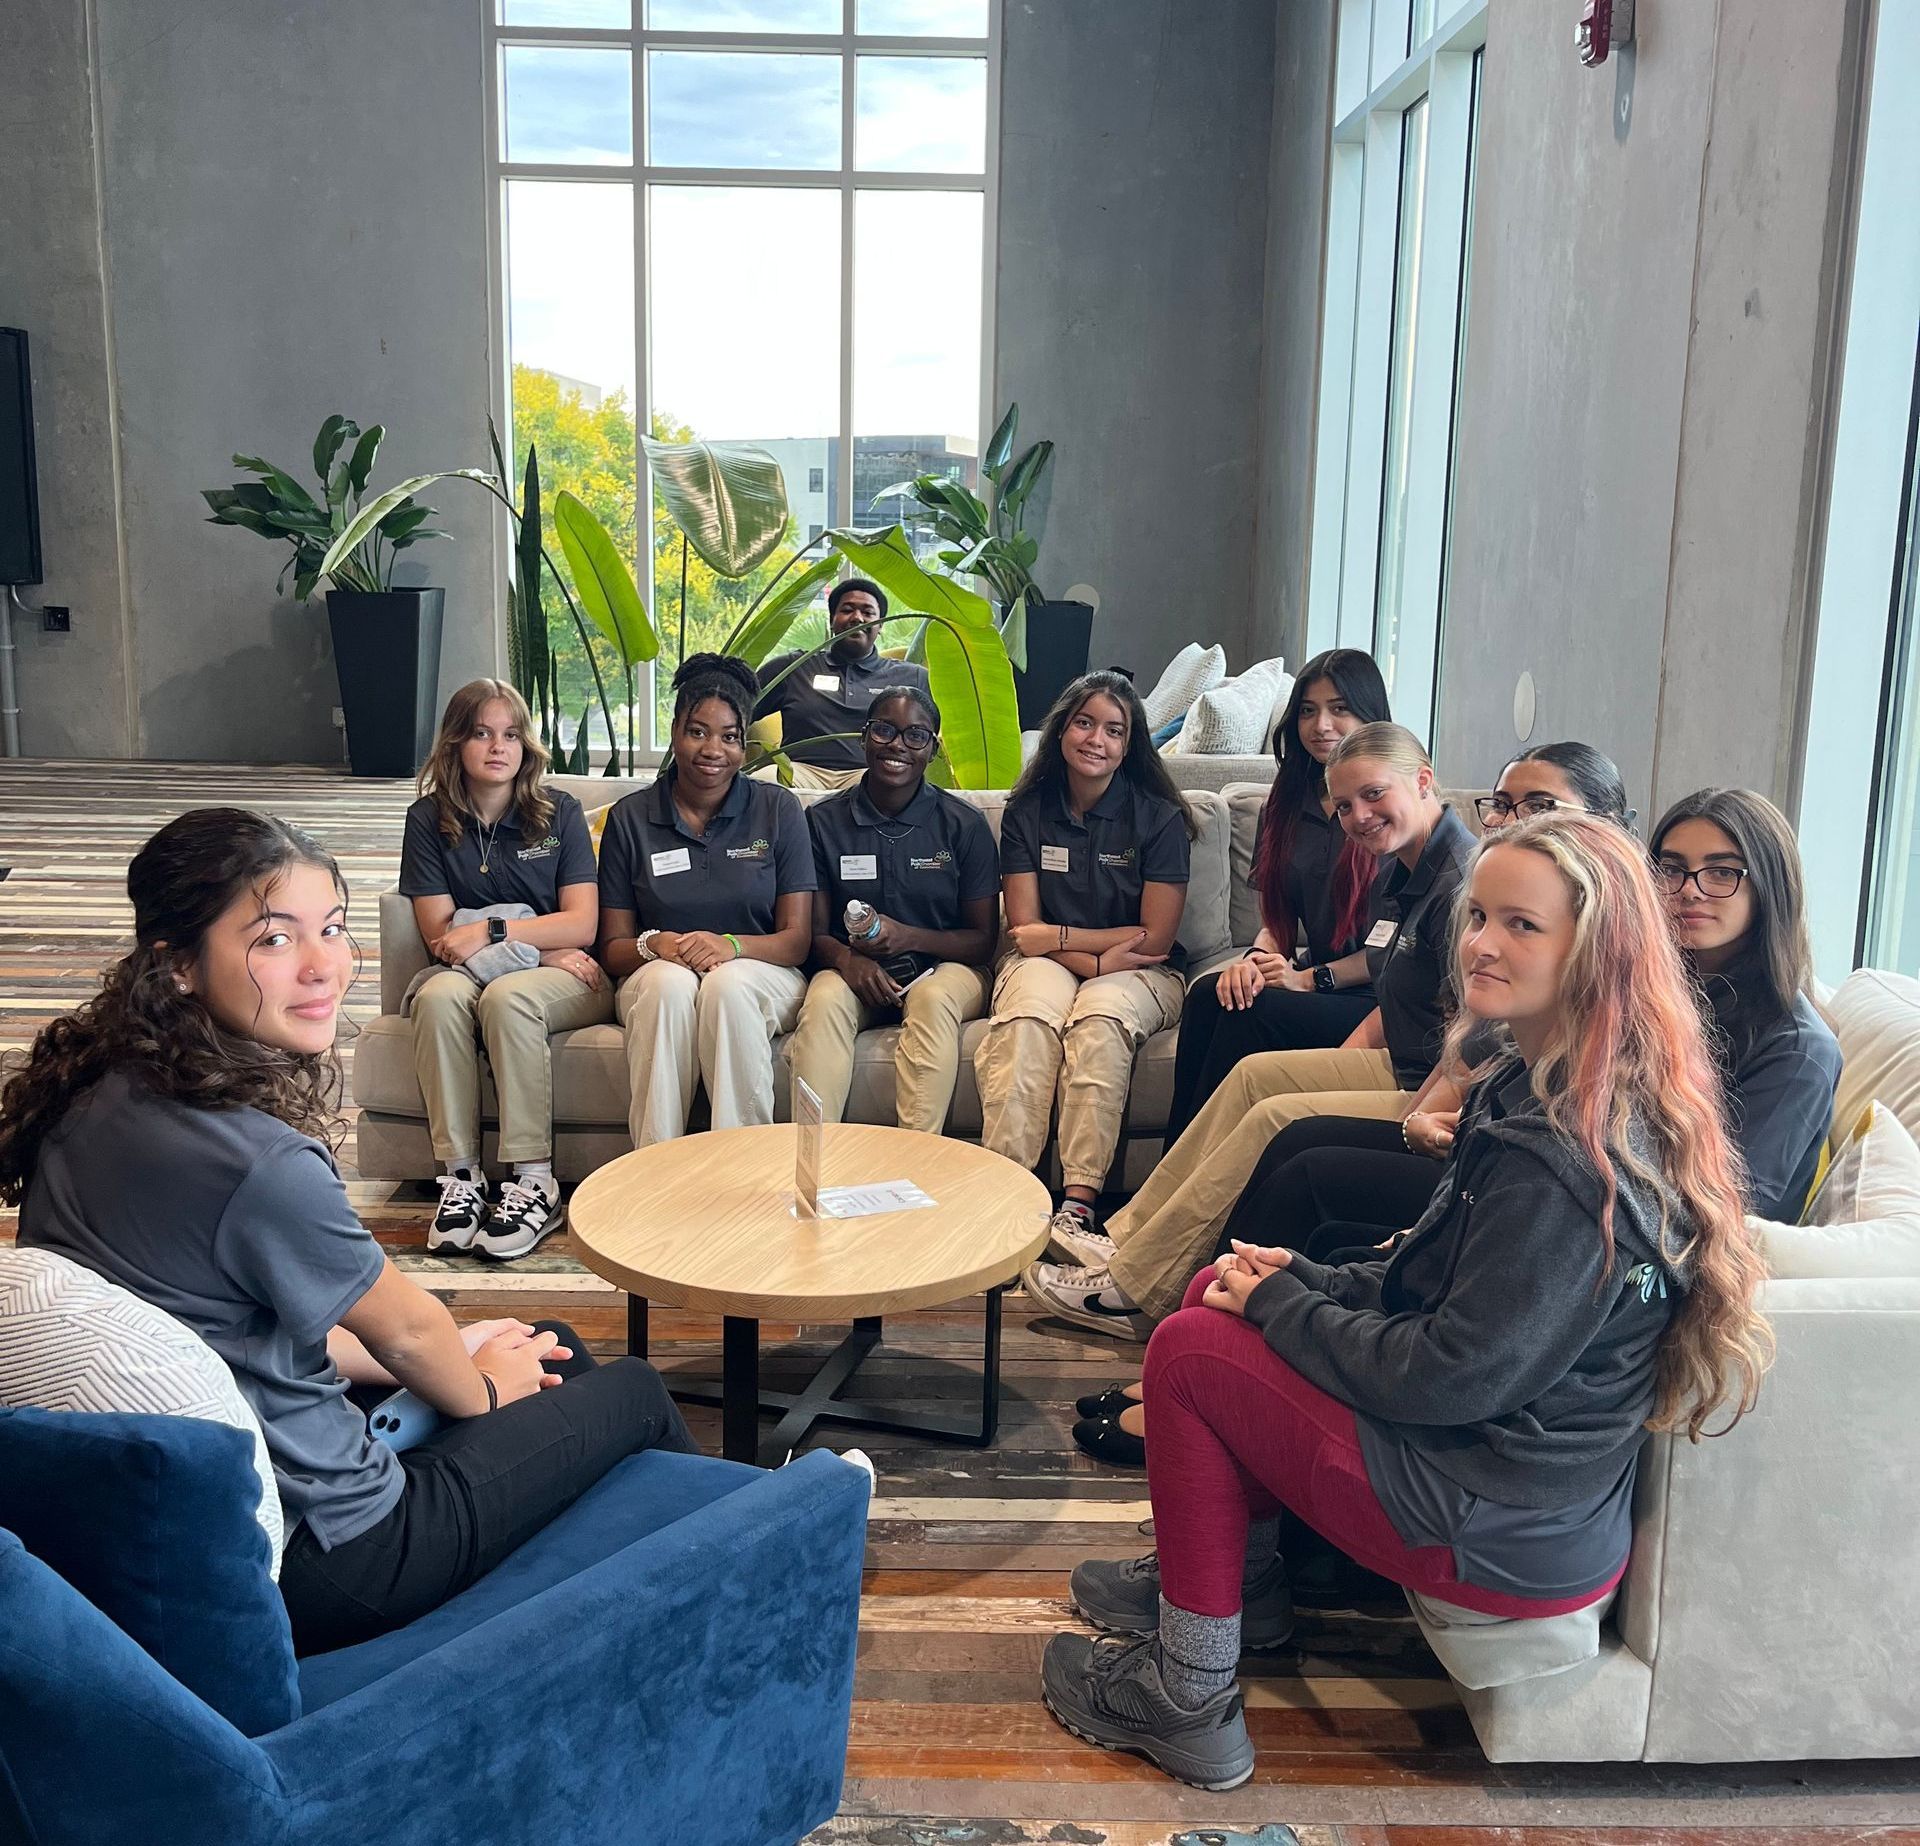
[487,917,507,946]
[1312,964,1336,994]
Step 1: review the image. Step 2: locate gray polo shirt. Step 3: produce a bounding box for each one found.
[1366,805,1476,1086]
[597,766,816,935]
[1000,776,1192,973]
[398,789,597,915]
[756,645,932,769]
[18,1067,402,1551]
[808,778,1000,968]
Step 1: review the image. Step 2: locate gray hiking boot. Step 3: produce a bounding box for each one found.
[1040,1632,1255,1790]
[1068,1551,1295,1650]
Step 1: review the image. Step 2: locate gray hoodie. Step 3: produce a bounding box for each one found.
[1244,1057,1689,1510]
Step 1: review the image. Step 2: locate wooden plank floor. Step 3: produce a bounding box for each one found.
[3,759,1918,1843]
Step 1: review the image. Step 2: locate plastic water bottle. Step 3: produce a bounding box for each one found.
[845,900,919,988]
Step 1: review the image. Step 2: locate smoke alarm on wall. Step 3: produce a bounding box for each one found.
[1577,0,1635,67]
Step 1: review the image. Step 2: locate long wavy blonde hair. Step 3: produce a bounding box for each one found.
[1445,810,1773,1439]
[418,679,553,845]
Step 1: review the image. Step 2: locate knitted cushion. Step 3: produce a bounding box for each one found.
[1141,643,1226,730]
[1181,658,1293,756]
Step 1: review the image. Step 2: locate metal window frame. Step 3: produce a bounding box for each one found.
[482,0,1000,762]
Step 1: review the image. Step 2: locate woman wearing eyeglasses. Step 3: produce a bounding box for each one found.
[789,687,1001,1132]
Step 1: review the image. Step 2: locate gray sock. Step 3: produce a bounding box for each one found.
[1156,1595,1239,1709]
[1243,1517,1281,1584]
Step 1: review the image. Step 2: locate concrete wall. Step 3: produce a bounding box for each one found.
[994,0,1275,687]
[2,0,497,762]
[1435,0,1863,818]
[1250,0,1335,668]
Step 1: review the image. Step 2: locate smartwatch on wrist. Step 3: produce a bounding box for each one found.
[487,917,507,946]
[1312,963,1336,994]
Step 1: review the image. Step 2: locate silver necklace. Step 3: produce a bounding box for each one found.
[475,811,505,875]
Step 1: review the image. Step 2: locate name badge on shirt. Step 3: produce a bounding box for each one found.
[839,853,879,881]
[651,847,692,877]
[1364,918,1395,949]
[812,673,841,692]
[1041,844,1071,874]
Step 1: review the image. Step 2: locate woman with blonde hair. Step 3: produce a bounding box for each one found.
[1042,810,1772,1789]
[1028,722,1473,1336]
[401,679,607,1260]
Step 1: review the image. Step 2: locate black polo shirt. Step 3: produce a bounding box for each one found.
[809,779,1000,968]
[1365,804,1476,1087]
[597,767,815,936]
[1253,796,1383,967]
[1000,776,1192,973]
[756,644,932,769]
[398,790,597,915]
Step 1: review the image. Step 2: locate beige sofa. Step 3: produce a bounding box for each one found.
[352,778,1269,1190]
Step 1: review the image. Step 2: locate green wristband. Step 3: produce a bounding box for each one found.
[725,932,742,958]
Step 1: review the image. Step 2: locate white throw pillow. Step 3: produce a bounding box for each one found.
[1182,657,1293,756]
[1141,643,1226,731]
[1758,1101,1920,1279]
[1825,968,1920,1147]
[0,1247,285,1576]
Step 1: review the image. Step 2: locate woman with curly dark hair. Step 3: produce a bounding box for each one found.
[4,808,694,1654]
[598,654,818,1144]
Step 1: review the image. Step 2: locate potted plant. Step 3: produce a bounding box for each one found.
[871,401,1092,728]
[202,416,491,777]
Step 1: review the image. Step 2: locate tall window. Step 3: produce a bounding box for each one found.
[1305,0,1485,741]
[487,0,997,758]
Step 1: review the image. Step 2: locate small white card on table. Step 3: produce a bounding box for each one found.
[816,1180,938,1219]
[793,1076,824,1219]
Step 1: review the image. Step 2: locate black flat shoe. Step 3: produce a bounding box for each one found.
[1073,1414,1146,1469]
[1074,1382,1142,1420]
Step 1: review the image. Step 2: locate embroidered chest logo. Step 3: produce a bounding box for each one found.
[1097,848,1136,869]
[1625,1262,1668,1303]
[516,834,560,862]
[908,850,954,872]
[725,837,772,861]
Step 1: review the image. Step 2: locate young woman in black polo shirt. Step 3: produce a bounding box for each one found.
[788,686,1000,1132]
[597,655,816,1145]
[1028,723,1472,1338]
[1164,649,1391,1143]
[400,679,607,1260]
[975,671,1197,1254]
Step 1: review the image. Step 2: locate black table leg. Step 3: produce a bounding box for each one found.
[722,1316,761,1464]
[627,1294,648,1360]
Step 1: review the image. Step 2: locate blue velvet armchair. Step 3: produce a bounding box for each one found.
[0,1409,867,1846]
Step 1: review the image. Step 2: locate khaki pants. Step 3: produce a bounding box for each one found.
[751,760,864,793]
[974,955,1186,1193]
[616,957,807,1146]
[789,961,993,1133]
[1106,1044,1409,1319]
[411,966,614,1165]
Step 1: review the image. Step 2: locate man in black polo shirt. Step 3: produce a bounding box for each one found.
[787,687,1000,1131]
[756,578,931,792]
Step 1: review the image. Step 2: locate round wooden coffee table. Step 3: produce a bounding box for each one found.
[568,1123,1051,1465]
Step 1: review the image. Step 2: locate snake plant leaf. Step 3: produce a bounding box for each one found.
[921,612,1021,790]
[554,489,658,665]
[730,554,841,668]
[347,425,385,496]
[827,525,995,636]
[311,416,357,482]
[233,455,321,514]
[641,436,789,579]
[315,470,495,582]
[981,402,1018,484]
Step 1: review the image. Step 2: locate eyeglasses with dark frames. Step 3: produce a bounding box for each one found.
[1655,860,1749,899]
[864,718,935,751]
[1474,793,1567,825]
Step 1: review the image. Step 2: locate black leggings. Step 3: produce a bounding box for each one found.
[1215,1114,1450,1265]
[1164,971,1375,1145]
[281,1321,697,1655]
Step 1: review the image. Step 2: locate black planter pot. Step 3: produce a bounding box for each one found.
[325,587,445,779]
[1011,599,1095,729]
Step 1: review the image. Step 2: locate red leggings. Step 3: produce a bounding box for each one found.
[1142,1271,1625,1620]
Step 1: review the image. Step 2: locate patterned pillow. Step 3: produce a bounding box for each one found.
[1760,1101,1920,1279]
[1141,643,1226,731]
[1182,657,1293,756]
[0,1247,284,1575]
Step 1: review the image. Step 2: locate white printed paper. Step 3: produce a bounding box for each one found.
[651,847,691,877]
[793,1076,824,1220]
[1041,844,1071,873]
[815,1180,938,1219]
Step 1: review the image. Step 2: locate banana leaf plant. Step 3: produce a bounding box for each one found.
[869,401,1054,671]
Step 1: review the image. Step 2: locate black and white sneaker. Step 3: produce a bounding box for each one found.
[475,1173,564,1261]
[427,1172,490,1255]
[1021,1260,1153,1342]
[1040,1632,1255,1791]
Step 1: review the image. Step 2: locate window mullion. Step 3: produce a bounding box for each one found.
[838,2,857,533]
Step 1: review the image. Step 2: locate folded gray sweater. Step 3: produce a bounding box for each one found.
[400,904,540,1014]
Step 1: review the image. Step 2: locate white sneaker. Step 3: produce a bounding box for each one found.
[427,1172,490,1254]
[1022,1261,1153,1342]
[1045,1204,1116,1269]
[475,1173,564,1261]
